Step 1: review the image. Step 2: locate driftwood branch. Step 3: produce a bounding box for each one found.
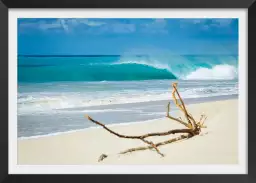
[85,82,207,161]
[85,114,193,157]
[120,134,192,155]
[166,101,190,128]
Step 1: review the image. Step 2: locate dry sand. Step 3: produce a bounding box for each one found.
[18,99,238,165]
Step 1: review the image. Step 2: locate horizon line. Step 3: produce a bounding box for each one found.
[18,54,238,57]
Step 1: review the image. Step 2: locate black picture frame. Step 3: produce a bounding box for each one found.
[0,0,254,182]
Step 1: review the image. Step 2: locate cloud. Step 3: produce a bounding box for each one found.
[19,19,70,33]
[179,18,234,30]
[38,22,61,30]
[78,19,106,27]
[19,18,236,35]
[59,19,69,32]
[211,19,233,27]
[62,19,106,27]
[79,20,136,34]
[192,19,205,24]
[154,19,167,26]
[19,18,137,34]
[141,19,168,34]
[19,22,38,28]
[19,18,107,33]
[179,19,205,26]
[111,23,136,33]
[38,19,68,32]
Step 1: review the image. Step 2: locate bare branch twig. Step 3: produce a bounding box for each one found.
[85,82,207,161]
[120,134,192,155]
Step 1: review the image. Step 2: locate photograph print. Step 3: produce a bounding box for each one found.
[17,18,239,165]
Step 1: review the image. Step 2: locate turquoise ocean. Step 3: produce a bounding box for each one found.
[18,54,238,138]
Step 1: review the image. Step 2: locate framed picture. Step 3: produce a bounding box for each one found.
[0,0,254,182]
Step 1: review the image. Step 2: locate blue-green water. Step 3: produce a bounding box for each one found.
[18,54,239,138]
[18,54,238,82]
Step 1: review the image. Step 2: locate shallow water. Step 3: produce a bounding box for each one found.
[18,94,237,138]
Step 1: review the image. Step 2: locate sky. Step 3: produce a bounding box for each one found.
[18,18,238,55]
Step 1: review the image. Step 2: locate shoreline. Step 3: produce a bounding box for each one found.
[56,93,238,111]
[18,117,162,140]
[18,95,238,140]
[18,98,238,165]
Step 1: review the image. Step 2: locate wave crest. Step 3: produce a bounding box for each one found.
[18,55,238,82]
[185,64,238,80]
[112,60,172,72]
[113,58,238,80]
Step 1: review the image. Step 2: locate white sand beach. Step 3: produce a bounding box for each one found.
[17,99,238,165]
